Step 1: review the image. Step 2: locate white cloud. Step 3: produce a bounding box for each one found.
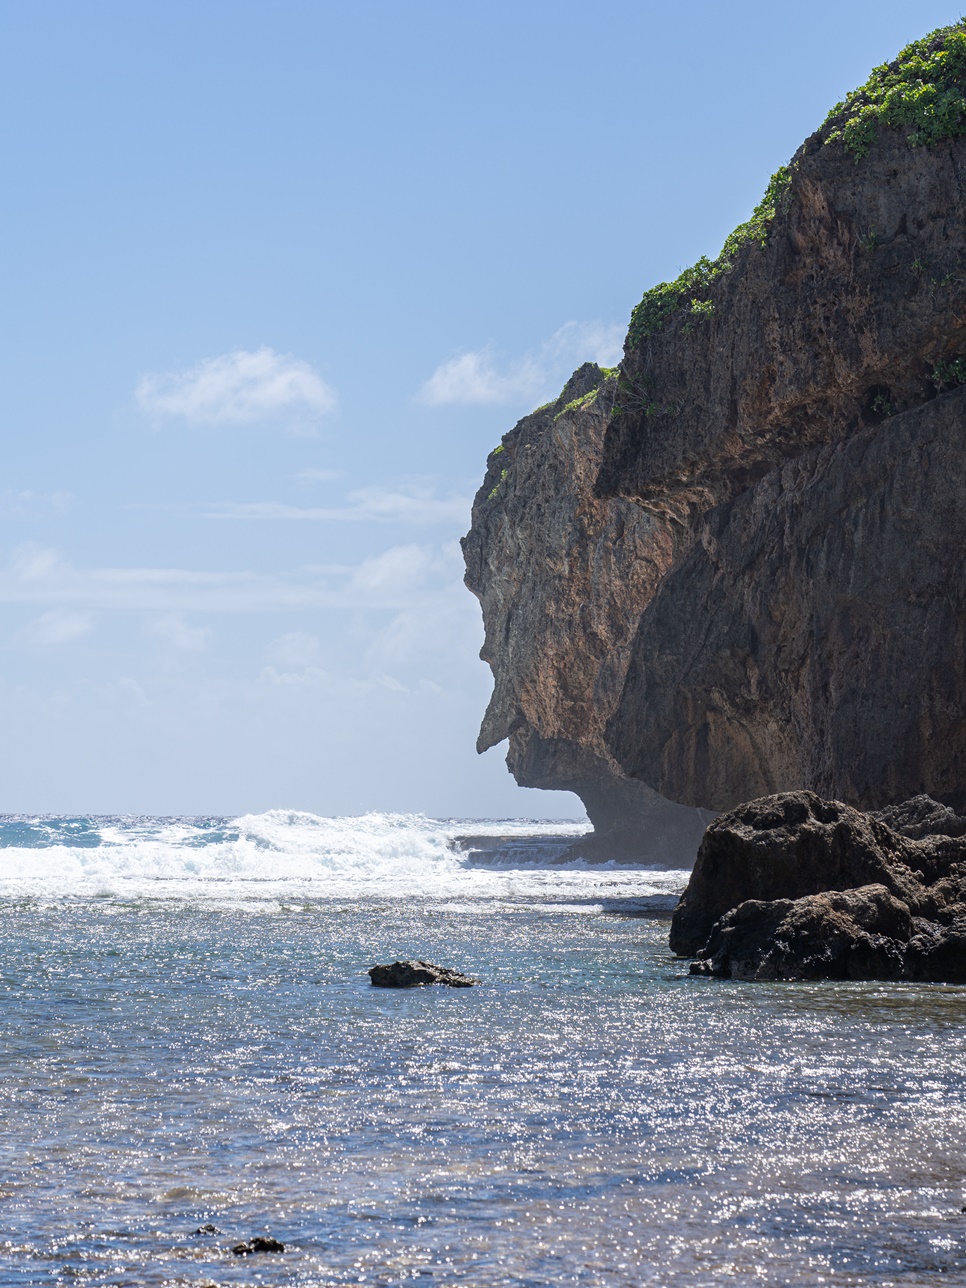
[0,489,71,520]
[111,677,150,708]
[0,540,464,616]
[255,662,435,698]
[257,664,382,696]
[259,664,330,688]
[296,467,341,484]
[340,486,470,526]
[12,543,65,582]
[350,544,441,597]
[147,613,211,651]
[19,609,93,645]
[135,347,336,427]
[418,320,624,407]
[266,631,322,667]
[367,604,466,669]
[184,483,471,527]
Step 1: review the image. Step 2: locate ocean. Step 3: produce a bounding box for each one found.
[1,811,965,1286]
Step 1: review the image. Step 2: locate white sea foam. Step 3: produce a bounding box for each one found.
[0,810,689,905]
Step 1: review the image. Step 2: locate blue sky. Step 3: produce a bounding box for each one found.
[0,0,960,816]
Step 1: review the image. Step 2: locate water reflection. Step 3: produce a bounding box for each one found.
[0,897,963,1285]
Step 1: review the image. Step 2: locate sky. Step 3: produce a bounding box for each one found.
[0,0,960,817]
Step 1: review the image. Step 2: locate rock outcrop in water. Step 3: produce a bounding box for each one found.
[462,363,713,863]
[368,960,479,988]
[672,791,966,981]
[232,1236,285,1256]
[463,25,966,854]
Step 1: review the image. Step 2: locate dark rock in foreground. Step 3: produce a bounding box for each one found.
[232,1236,285,1255]
[670,792,921,956]
[368,960,479,988]
[673,791,966,982]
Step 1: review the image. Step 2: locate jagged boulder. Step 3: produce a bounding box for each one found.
[690,884,913,980]
[907,916,966,981]
[674,791,966,982]
[873,794,966,840]
[669,791,921,956]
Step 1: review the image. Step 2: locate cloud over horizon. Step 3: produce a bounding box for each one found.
[418,320,624,407]
[135,347,337,427]
[19,609,94,645]
[0,489,71,521]
[0,539,465,616]
[147,613,212,651]
[141,482,471,527]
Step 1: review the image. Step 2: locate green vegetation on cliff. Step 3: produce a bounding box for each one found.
[627,166,792,347]
[627,21,966,349]
[555,388,599,420]
[823,21,966,156]
[933,355,966,389]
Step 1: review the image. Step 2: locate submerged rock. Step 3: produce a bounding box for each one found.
[675,791,966,981]
[232,1236,285,1255]
[368,960,479,988]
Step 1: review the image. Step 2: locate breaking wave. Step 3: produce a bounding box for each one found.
[0,810,688,905]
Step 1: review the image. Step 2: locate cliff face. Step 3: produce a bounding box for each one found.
[602,120,966,812]
[464,24,966,836]
[462,365,712,862]
[596,126,966,514]
[608,385,966,809]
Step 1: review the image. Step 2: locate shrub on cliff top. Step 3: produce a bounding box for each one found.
[823,21,966,156]
[627,21,966,350]
[627,166,792,346]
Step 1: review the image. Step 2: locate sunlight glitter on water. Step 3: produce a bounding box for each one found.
[1,817,965,1285]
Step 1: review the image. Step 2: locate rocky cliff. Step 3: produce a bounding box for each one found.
[462,363,713,862]
[463,23,966,845]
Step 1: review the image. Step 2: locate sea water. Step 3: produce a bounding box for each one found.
[1,813,965,1287]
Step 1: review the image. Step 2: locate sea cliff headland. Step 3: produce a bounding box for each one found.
[463,22,966,975]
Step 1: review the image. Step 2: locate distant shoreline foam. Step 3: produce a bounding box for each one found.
[0,810,688,904]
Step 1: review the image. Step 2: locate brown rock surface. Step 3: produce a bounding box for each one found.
[674,791,966,982]
[461,364,711,864]
[597,128,966,514]
[463,27,966,832]
[690,885,916,981]
[606,384,966,810]
[600,120,966,811]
